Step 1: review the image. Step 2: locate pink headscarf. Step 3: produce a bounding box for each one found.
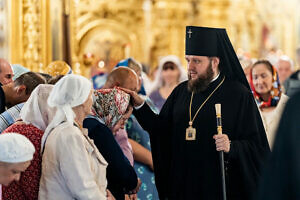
[92,88,130,129]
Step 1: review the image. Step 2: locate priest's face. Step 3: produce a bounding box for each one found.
[186,56,216,93]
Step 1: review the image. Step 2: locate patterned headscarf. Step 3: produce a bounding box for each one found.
[92,88,130,129]
[250,61,282,108]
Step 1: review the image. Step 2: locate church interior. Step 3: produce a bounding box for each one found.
[0,0,299,77]
[0,1,300,200]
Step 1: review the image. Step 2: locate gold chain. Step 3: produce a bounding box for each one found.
[189,76,225,125]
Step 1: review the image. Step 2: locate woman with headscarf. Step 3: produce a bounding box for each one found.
[115,59,160,199]
[39,74,108,200]
[1,84,55,200]
[149,55,187,111]
[250,60,289,147]
[0,133,35,199]
[0,76,63,134]
[83,88,140,200]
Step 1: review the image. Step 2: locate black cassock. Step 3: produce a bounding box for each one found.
[134,74,270,200]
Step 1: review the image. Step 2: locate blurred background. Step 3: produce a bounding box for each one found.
[0,0,299,78]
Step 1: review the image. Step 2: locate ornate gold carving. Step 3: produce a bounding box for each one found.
[23,0,41,72]
[7,0,300,76]
[9,0,51,72]
[0,0,9,59]
[150,0,192,68]
[69,0,146,76]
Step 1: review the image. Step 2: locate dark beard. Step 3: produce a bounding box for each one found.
[187,61,214,93]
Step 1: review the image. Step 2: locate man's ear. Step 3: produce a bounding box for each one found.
[15,85,26,95]
[211,57,220,72]
[212,57,220,66]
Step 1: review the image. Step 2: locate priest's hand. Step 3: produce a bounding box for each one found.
[128,194,138,200]
[107,189,115,200]
[118,87,145,107]
[213,134,230,153]
[128,178,142,195]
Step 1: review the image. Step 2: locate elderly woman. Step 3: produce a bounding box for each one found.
[1,84,56,200]
[149,55,187,111]
[250,60,289,147]
[0,133,35,199]
[84,88,140,200]
[39,75,108,200]
[0,133,35,185]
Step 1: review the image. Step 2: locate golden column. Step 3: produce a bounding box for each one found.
[150,0,192,68]
[9,0,51,72]
[228,0,262,58]
[198,0,231,28]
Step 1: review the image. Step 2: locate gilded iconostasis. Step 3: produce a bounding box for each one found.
[0,0,299,77]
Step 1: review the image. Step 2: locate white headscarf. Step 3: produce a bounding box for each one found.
[11,64,30,81]
[0,133,35,163]
[42,74,92,150]
[150,55,187,94]
[20,84,55,131]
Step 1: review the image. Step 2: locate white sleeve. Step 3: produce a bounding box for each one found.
[134,101,145,110]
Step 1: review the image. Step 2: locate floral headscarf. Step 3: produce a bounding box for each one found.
[250,61,281,108]
[92,88,130,129]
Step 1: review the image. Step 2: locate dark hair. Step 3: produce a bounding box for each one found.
[252,60,273,74]
[128,58,142,75]
[142,63,150,75]
[47,75,64,84]
[208,56,223,72]
[38,72,52,82]
[14,72,46,94]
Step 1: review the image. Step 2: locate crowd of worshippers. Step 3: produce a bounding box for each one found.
[0,26,299,200]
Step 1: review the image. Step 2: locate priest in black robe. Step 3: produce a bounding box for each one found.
[123,26,270,200]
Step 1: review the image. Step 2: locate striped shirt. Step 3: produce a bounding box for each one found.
[0,103,24,133]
